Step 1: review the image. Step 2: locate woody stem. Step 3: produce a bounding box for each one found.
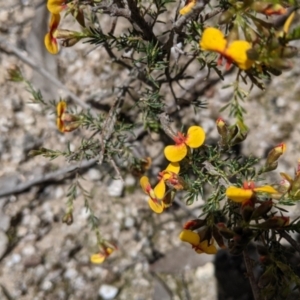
[243,250,261,300]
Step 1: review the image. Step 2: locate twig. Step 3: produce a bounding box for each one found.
[0,159,97,198]
[0,38,94,114]
[280,230,300,253]
[243,250,261,300]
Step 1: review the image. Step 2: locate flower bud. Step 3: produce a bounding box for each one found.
[280,46,298,58]
[241,199,254,222]
[266,37,281,51]
[62,38,80,48]
[62,212,73,225]
[227,26,239,45]
[246,48,259,61]
[252,17,273,37]
[183,219,206,230]
[251,200,273,219]
[74,8,85,27]
[217,223,235,239]
[261,143,286,173]
[271,58,293,70]
[212,225,226,249]
[255,216,289,229]
[244,26,258,43]
[266,66,282,76]
[216,117,228,137]
[63,121,81,132]
[218,10,234,25]
[228,120,248,146]
[61,113,81,122]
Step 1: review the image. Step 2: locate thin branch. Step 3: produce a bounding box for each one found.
[0,38,95,114]
[243,250,261,300]
[0,159,98,198]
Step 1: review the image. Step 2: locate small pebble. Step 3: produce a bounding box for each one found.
[98,284,119,300]
[124,175,136,187]
[124,217,135,228]
[107,179,124,197]
[40,280,53,291]
[87,168,102,181]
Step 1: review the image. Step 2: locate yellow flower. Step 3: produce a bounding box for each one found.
[140,176,164,214]
[283,12,295,35]
[47,0,67,14]
[56,101,66,132]
[179,229,217,255]
[155,162,180,199]
[179,0,196,15]
[140,163,180,213]
[164,126,205,162]
[56,101,80,132]
[200,27,254,70]
[90,247,115,264]
[44,13,61,54]
[226,181,278,203]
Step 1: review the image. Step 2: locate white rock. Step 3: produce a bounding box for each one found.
[41,280,53,291]
[98,284,119,299]
[22,245,36,256]
[107,179,124,197]
[0,230,8,259]
[5,253,21,267]
[124,175,136,187]
[64,268,78,280]
[35,265,46,279]
[124,217,135,228]
[87,168,102,181]
[55,187,64,199]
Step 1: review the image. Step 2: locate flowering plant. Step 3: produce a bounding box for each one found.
[6,0,300,298]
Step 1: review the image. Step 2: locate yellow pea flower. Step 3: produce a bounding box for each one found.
[44,13,61,54]
[56,101,67,132]
[179,229,217,255]
[90,246,115,264]
[179,0,196,15]
[56,101,81,132]
[226,181,278,203]
[283,12,295,35]
[47,0,67,14]
[140,163,180,213]
[154,162,180,199]
[140,176,164,214]
[200,27,254,70]
[164,126,205,162]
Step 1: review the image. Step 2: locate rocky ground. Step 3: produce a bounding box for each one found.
[1,1,300,300]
